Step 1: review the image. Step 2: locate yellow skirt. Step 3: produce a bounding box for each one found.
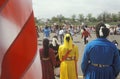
[60,60,78,79]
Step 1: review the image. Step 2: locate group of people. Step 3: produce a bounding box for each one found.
[39,22,120,79]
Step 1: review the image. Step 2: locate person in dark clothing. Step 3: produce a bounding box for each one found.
[49,35,60,77]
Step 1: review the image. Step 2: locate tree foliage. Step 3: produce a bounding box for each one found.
[35,12,120,26]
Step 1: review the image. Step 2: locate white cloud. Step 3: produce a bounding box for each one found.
[32,0,120,19]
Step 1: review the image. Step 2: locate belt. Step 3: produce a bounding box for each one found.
[41,57,50,61]
[65,57,75,61]
[91,64,110,67]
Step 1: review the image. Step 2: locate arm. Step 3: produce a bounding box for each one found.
[75,46,79,61]
[50,48,56,66]
[87,31,91,37]
[113,49,120,77]
[81,45,90,76]
[58,46,62,61]
[88,33,91,37]
[81,32,84,38]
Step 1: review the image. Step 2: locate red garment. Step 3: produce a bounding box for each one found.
[49,43,60,67]
[82,30,91,38]
[39,48,56,79]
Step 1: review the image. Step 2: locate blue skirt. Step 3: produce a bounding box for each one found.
[84,65,115,79]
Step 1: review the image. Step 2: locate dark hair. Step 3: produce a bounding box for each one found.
[70,26,72,28]
[84,25,88,28]
[118,24,120,27]
[83,28,86,31]
[45,26,48,29]
[43,38,49,57]
[53,35,58,40]
[95,22,110,38]
[60,27,63,30]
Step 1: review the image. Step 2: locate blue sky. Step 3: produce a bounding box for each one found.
[32,0,120,19]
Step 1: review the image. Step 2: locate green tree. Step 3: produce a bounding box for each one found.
[87,13,92,22]
[111,13,118,22]
[51,16,59,23]
[118,12,120,21]
[34,17,39,25]
[105,13,112,22]
[78,14,84,23]
[71,14,76,22]
[97,13,103,22]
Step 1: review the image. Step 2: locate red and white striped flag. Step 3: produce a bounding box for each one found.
[0,0,42,79]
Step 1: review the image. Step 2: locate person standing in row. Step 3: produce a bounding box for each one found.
[58,33,79,79]
[39,38,56,79]
[81,22,120,79]
[49,35,60,77]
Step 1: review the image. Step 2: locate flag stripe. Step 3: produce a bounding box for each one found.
[22,49,42,79]
[0,1,33,76]
[0,0,8,10]
[1,0,32,28]
[0,0,42,79]
[1,12,37,79]
[0,0,37,79]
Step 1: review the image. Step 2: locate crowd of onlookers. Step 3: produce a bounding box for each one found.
[109,24,120,35]
[36,23,120,40]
